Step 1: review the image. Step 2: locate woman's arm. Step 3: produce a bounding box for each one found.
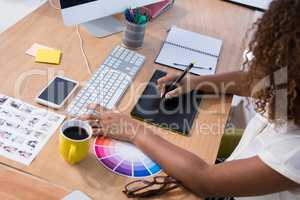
[81,108,299,198]
[158,71,251,98]
[195,71,251,96]
[134,129,299,197]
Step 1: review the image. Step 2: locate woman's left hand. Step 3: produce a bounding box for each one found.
[79,104,142,142]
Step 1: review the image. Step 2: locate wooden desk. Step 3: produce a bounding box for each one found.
[0,164,68,199]
[0,0,256,199]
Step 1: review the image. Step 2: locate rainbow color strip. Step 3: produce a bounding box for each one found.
[94,137,161,178]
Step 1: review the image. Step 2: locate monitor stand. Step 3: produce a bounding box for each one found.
[81,16,124,38]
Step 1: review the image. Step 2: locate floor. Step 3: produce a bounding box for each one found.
[0,0,46,33]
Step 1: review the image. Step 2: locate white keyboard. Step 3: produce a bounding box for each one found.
[66,45,145,117]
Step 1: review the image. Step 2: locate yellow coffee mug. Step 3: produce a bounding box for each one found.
[59,119,92,164]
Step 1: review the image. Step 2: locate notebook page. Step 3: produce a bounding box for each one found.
[166,26,223,57]
[156,43,218,75]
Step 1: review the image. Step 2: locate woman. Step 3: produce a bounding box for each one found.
[81,0,300,199]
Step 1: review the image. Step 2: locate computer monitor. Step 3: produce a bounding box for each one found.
[60,0,162,37]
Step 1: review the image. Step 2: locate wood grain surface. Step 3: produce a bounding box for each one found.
[0,0,256,199]
[0,164,68,200]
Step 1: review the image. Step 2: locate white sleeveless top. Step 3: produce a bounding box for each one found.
[227,114,300,200]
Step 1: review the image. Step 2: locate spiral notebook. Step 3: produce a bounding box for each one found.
[155,26,223,75]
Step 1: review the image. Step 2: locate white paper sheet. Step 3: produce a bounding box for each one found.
[157,43,218,75]
[227,0,272,11]
[155,26,223,75]
[0,94,65,165]
[166,26,222,57]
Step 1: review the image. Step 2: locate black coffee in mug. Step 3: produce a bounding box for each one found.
[63,126,89,140]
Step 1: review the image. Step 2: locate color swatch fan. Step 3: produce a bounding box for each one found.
[94,137,161,178]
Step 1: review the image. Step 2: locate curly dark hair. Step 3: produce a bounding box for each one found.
[246,0,300,124]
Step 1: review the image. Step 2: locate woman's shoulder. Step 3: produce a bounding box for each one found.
[257,120,300,185]
[259,119,300,155]
[249,113,300,135]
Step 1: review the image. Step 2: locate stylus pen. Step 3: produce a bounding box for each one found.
[161,63,194,100]
[174,63,212,71]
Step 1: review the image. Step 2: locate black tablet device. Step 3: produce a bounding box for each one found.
[131,70,202,135]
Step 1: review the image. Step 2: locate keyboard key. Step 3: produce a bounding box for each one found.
[106,88,124,109]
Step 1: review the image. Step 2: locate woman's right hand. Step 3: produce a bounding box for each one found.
[157,73,198,99]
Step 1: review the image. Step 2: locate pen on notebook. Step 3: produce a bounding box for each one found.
[161,63,194,100]
[173,63,212,71]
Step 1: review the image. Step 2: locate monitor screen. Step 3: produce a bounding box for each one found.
[60,0,97,9]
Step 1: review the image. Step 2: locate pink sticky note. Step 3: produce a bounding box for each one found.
[26,43,53,57]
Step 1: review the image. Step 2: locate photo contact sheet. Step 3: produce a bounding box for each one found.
[0,94,65,165]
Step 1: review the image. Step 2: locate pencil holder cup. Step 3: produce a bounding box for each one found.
[122,20,147,49]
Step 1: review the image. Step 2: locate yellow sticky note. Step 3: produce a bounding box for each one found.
[35,49,61,65]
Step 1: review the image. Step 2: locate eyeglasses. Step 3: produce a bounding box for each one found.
[123,176,181,198]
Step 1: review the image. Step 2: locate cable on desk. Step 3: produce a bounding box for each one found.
[48,0,60,10]
[48,0,93,76]
[76,25,93,76]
